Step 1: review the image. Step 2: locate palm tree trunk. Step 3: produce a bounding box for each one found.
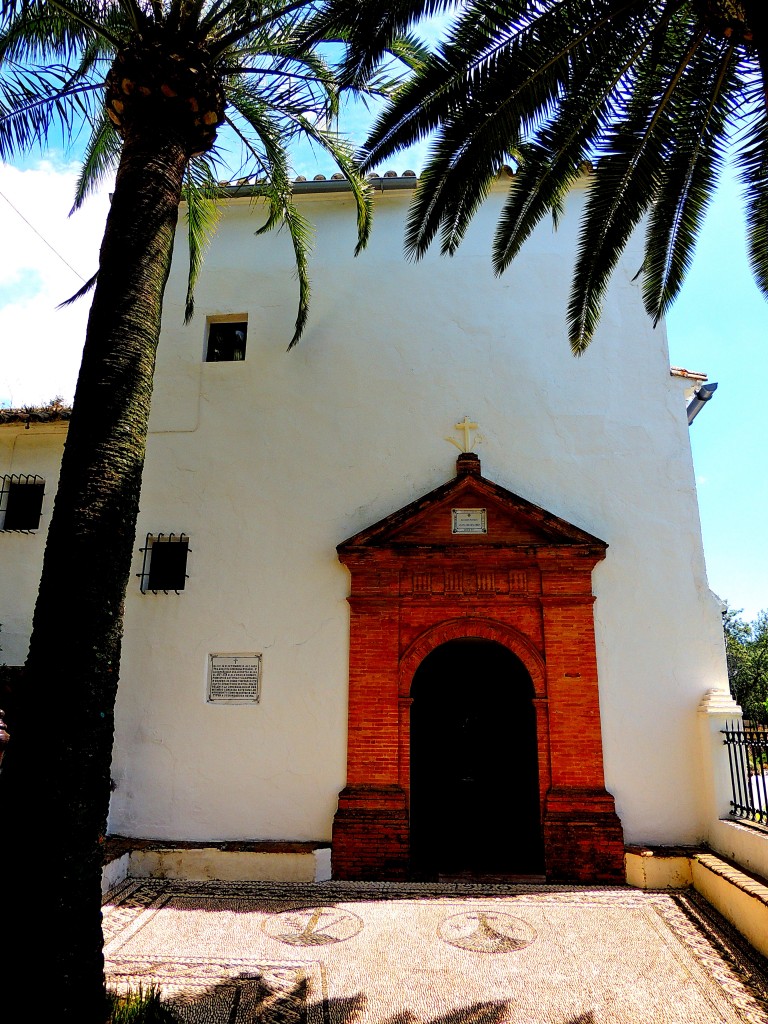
[1,127,188,1022]
[744,2,768,107]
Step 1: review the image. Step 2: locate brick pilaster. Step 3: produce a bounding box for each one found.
[332,784,409,879]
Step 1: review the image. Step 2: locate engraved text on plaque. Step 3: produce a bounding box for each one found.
[451,508,487,535]
[208,653,261,704]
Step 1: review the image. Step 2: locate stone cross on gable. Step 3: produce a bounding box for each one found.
[446,416,482,453]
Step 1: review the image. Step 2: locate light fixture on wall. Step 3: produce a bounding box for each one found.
[687,382,718,425]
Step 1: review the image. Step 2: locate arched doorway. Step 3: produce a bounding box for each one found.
[410,638,544,879]
[332,453,625,882]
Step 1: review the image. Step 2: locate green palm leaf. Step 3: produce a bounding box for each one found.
[182,158,224,322]
[302,0,452,87]
[356,0,768,350]
[0,64,101,155]
[225,80,314,344]
[0,10,421,1015]
[71,106,122,210]
[736,101,768,301]
[492,7,668,272]
[568,11,709,350]
[641,35,737,323]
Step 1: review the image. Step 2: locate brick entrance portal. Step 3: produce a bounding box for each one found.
[332,454,625,882]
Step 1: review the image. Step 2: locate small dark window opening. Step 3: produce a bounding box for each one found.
[206,321,247,362]
[138,533,190,593]
[1,475,45,531]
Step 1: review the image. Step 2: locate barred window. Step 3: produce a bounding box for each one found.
[138,534,190,593]
[0,475,45,531]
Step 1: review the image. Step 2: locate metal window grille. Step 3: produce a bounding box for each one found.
[722,720,768,829]
[0,474,45,531]
[138,533,190,594]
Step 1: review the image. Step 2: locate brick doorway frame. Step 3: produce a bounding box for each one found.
[332,454,624,882]
[408,631,545,876]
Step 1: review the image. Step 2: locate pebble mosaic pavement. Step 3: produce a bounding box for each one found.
[103,879,768,1024]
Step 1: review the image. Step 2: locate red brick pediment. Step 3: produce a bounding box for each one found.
[338,454,607,555]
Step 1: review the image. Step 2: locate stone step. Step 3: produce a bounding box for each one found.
[626,845,768,959]
[102,837,331,890]
[104,838,768,961]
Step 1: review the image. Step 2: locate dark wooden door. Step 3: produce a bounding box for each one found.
[410,639,543,878]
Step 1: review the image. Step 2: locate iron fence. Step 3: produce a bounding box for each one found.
[722,721,768,827]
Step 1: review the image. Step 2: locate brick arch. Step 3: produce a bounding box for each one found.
[398,617,546,699]
[331,455,625,884]
[398,617,552,862]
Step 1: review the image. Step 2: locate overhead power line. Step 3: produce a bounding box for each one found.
[0,187,86,283]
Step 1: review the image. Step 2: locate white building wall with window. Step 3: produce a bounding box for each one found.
[0,175,730,858]
[0,421,66,662]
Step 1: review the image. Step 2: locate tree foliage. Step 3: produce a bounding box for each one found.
[0,0,425,340]
[0,3,418,1020]
[723,604,768,724]
[338,0,768,352]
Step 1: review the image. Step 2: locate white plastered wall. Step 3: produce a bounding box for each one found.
[0,423,66,665]
[0,178,730,847]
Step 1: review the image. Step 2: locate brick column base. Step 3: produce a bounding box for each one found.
[543,788,625,882]
[332,785,409,880]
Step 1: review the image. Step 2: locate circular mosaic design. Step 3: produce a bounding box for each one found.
[262,907,363,946]
[439,911,537,953]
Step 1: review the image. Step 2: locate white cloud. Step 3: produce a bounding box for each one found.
[0,159,113,406]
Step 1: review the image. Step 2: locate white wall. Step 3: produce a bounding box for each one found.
[0,422,65,664]
[1,177,730,847]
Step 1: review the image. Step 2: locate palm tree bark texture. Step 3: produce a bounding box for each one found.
[742,2,768,91]
[2,73,200,1024]
[0,2,399,1017]
[694,3,768,72]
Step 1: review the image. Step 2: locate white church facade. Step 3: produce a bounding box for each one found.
[0,173,740,882]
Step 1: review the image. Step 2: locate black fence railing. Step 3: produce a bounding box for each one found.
[722,721,768,827]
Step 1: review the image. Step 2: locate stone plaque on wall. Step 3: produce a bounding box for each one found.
[451,508,487,534]
[207,653,261,704]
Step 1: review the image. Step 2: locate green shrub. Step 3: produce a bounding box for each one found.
[107,986,178,1023]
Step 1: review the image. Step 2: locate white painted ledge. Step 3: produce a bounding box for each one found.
[102,843,332,893]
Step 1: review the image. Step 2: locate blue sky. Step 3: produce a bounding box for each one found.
[665,168,768,621]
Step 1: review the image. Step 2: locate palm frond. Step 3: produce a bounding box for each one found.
[291,111,374,255]
[276,195,312,348]
[0,64,102,157]
[0,0,108,66]
[207,0,321,60]
[359,0,644,172]
[227,11,389,344]
[225,85,313,345]
[379,32,433,77]
[33,0,124,48]
[736,107,768,300]
[492,6,668,272]
[642,36,737,324]
[71,5,126,78]
[394,5,588,258]
[112,0,146,32]
[57,269,98,308]
[228,38,340,121]
[351,0,768,348]
[183,160,224,322]
[71,108,121,211]
[567,13,710,351]
[301,0,455,88]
